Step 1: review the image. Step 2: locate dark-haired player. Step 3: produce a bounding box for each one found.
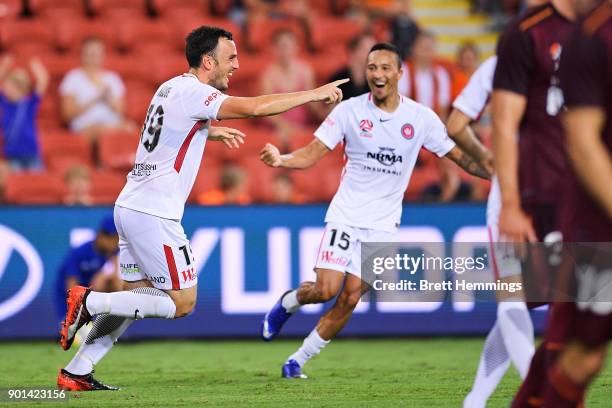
[489,0,578,406]
[260,43,491,378]
[547,1,612,406]
[57,25,349,391]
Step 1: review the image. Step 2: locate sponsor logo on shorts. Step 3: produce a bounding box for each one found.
[121,263,140,274]
[320,250,349,266]
[148,276,167,284]
[181,267,196,283]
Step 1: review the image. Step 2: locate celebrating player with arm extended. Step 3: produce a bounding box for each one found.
[259,43,491,379]
[57,25,348,391]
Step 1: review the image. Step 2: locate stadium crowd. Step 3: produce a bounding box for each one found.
[0,0,509,205]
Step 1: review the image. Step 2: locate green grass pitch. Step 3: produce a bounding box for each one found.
[1,339,611,407]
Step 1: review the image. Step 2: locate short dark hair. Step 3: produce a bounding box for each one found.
[185,25,233,69]
[368,42,402,68]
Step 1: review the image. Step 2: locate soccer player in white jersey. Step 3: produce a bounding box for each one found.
[56,25,349,391]
[259,43,491,379]
[446,56,535,408]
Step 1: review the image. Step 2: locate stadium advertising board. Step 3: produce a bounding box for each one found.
[0,205,545,339]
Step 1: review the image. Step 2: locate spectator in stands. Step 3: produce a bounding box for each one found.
[197,164,252,205]
[59,37,134,142]
[260,29,316,142]
[0,55,48,171]
[330,33,376,100]
[389,0,420,59]
[450,42,481,100]
[54,215,120,324]
[271,173,306,204]
[64,164,93,206]
[399,31,452,119]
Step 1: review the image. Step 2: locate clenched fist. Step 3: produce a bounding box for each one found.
[260,143,283,167]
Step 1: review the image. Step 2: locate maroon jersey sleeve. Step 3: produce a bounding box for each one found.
[493,22,535,95]
[560,29,608,108]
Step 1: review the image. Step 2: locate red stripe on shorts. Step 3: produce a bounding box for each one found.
[487,226,501,281]
[174,120,205,173]
[163,245,180,290]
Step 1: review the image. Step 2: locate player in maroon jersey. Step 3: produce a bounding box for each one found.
[548,1,612,406]
[490,0,577,406]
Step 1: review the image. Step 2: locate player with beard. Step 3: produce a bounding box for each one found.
[548,1,612,406]
[57,25,349,391]
[490,0,578,406]
[259,43,491,379]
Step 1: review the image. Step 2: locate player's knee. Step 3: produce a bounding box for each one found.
[314,281,340,302]
[580,349,606,378]
[173,297,196,318]
[337,290,361,310]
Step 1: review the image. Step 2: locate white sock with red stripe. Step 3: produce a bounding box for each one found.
[497,301,534,379]
[85,288,176,319]
[287,329,330,367]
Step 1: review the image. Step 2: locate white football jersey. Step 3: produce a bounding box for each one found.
[315,93,455,232]
[452,56,497,120]
[116,74,228,220]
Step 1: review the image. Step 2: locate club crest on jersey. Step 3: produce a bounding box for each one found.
[367,147,403,166]
[359,119,374,138]
[401,124,414,140]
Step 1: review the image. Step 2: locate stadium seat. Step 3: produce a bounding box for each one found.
[98,129,140,172]
[90,170,126,204]
[56,19,120,53]
[240,156,283,202]
[5,172,66,204]
[30,0,86,15]
[228,53,271,96]
[89,0,146,17]
[125,85,155,124]
[189,158,221,203]
[104,54,149,84]
[0,20,53,52]
[311,18,365,51]
[0,0,23,20]
[38,53,80,84]
[305,48,349,83]
[245,18,306,52]
[40,132,94,170]
[118,20,173,53]
[171,17,241,52]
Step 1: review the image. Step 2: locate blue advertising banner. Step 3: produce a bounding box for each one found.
[0,205,546,339]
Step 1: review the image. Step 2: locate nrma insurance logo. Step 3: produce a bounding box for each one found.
[0,225,43,321]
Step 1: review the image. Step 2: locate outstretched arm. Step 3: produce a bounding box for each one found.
[444,145,492,180]
[29,58,49,95]
[0,55,14,83]
[446,108,494,175]
[217,79,349,120]
[260,138,330,169]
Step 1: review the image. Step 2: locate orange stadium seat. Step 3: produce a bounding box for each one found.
[89,0,146,16]
[56,19,120,53]
[311,18,365,51]
[38,53,80,83]
[90,170,126,204]
[240,156,283,203]
[98,129,140,172]
[5,172,66,204]
[189,157,221,203]
[30,0,85,14]
[228,53,271,96]
[125,84,155,124]
[0,20,53,52]
[171,17,241,52]
[305,48,349,83]
[40,132,94,170]
[118,20,173,53]
[245,19,306,52]
[0,0,23,20]
[104,54,150,84]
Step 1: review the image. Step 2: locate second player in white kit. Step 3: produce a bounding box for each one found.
[260,43,491,379]
[446,56,534,408]
[57,25,350,391]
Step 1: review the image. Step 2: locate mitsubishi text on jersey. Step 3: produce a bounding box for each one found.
[315,93,455,232]
[116,74,228,220]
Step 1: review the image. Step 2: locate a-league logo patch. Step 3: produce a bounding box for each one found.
[401,124,414,140]
[359,119,373,132]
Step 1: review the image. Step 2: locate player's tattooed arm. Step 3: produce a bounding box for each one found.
[444,146,492,180]
[446,109,494,175]
[260,139,330,169]
[208,126,246,149]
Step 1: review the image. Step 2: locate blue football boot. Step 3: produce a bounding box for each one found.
[261,290,295,341]
[282,359,307,379]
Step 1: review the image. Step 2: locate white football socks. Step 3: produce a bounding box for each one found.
[287,329,330,367]
[497,301,534,379]
[464,322,511,408]
[65,316,133,375]
[85,287,176,319]
[281,290,300,313]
